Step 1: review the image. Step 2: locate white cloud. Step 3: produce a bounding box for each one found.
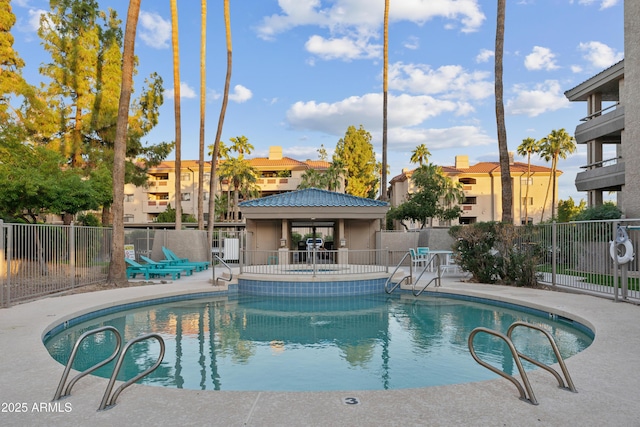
[257,0,485,41]
[403,36,419,50]
[165,82,197,100]
[389,62,493,102]
[26,9,47,32]
[476,49,494,63]
[229,85,253,103]
[286,92,457,136]
[571,65,583,73]
[576,0,619,9]
[506,80,571,117]
[139,11,171,49]
[305,35,380,60]
[578,41,623,69]
[387,126,494,151]
[524,46,559,71]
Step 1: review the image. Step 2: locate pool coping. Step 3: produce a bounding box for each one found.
[1,269,640,426]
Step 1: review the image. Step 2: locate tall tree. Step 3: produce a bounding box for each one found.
[410,144,431,166]
[108,0,141,285]
[494,0,513,223]
[516,137,540,224]
[38,0,169,224]
[208,0,232,235]
[388,164,464,229]
[333,125,378,198]
[229,135,253,159]
[381,0,389,203]
[539,128,576,221]
[0,0,41,129]
[170,0,182,230]
[197,0,207,229]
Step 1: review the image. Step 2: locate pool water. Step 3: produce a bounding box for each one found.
[44,294,593,391]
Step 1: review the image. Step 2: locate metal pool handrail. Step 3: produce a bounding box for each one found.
[99,333,165,411]
[385,251,412,293]
[468,326,538,405]
[53,326,122,401]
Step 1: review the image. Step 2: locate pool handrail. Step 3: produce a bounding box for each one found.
[214,255,233,286]
[507,321,577,393]
[53,326,122,401]
[385,251,412,293]
[99,333,165,411]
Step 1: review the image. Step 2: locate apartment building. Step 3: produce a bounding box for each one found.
[564,2,640,218]
[123,146,331,224]
[388,154,558,228]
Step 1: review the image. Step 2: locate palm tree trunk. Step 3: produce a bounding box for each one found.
[551,155,558,220]
[495,0,513,223]
[524,152,530,224]
[541,164,553,222]
[108,0,140,286]
[170,0,182,230]
[207,0,232,235]
[197,0,207,230]
[381,0,389,204]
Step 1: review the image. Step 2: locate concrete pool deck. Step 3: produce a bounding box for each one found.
[1,268,639,427]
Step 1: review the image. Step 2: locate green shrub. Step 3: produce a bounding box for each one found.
[450,222,543,287]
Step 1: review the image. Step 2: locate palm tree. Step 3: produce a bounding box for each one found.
[539,129,576,221]
[298,168,324,189]
[109,0,140,285]
[381,0,389,203]
[410,144,431,166]
[517,137,540,224]
[207,0,232,235]
[229,135,253,159]
[326,159,346,192]
[495,0,513,223]
[170,0,182,230]
[219,157,257,220]
[197,0,207,229]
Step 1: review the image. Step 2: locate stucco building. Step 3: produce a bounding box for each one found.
[123,146,335,224]
[564,1,640,218]
[388,154,558,228]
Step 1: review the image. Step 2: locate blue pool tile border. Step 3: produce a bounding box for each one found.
[238,278,387,296]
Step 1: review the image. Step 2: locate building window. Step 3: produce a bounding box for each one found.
[180,173,191,182]
[459,217,476,225]
[521,177,533,185]
[459,178,476,185]
[522,197,533,206]
[203,192,209,201]
[203,172,210,181]
[124,194,134,202]
[124,214,134,223]
[181,192,191,201]
[463,196,477,205]
[521,217,533,225]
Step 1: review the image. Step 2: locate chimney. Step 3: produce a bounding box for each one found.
[508,151,514,165]
[455,155,469,169]
[268,146,283,160]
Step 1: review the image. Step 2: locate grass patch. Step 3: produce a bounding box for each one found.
[537,264,640,290]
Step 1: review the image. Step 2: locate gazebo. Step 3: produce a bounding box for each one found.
[239,188,389,263]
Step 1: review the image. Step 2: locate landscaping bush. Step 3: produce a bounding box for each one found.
[450,222,543,287]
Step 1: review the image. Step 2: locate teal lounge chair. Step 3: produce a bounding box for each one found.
[125,258,182,280]
[162,247,209,270]
[140,255,195,276]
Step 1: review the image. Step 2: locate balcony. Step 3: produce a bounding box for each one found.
[575,158,625,192]
[144,200,169,213]
[574,104,624,144]
[255,177,301,191]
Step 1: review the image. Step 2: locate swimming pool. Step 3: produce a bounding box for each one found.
[44,293,593,392]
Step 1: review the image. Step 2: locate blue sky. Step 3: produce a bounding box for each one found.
[10,0,623,202]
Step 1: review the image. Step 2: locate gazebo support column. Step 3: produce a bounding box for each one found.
[279,219,289,265]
